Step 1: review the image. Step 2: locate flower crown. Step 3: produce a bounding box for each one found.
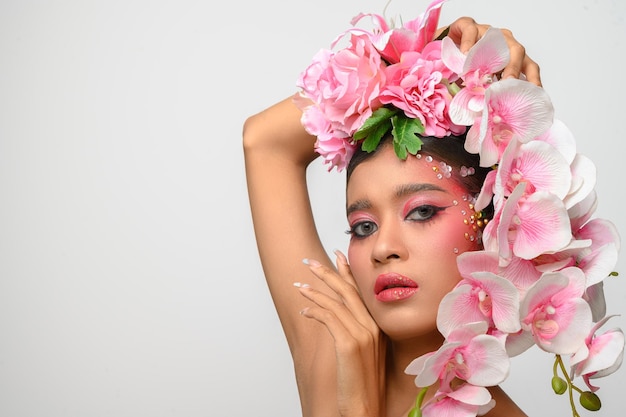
[295,0,623,416]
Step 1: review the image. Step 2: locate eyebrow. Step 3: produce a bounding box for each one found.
[346,183,447,216]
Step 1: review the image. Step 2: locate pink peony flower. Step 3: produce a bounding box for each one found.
[297,103,357,171]
[296,33,386,133]
[379,44,464,137]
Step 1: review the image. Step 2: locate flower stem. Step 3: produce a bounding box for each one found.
[415,387,428,409]
[554,355,581,417]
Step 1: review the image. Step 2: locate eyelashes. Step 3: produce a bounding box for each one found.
[346,204,449,238]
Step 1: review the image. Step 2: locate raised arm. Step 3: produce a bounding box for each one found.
[242,95,340,415]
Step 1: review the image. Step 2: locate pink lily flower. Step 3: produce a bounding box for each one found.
[465,79,554,167]
[442,28,510,125]
[421,383,495,417]
[349,0,447,63]
[406,322,510,390]
[520,267,592,354]
[571,315,625,392]
[437,271,521,337]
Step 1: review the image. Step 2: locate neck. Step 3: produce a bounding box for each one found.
[384,330,446,417]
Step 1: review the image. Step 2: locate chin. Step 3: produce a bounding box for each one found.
[372,307,440,342]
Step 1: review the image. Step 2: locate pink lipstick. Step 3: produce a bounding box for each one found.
[374,273,418,302]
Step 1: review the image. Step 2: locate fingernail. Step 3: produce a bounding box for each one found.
[333,249,348,265]
[302,258,321,267]
[299,307,309,315]
[293,282,310,288]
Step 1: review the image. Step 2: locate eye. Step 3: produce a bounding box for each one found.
[406,205,445,222]
[347,221,378,238]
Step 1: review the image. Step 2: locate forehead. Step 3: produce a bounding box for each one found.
[346,146,468,204]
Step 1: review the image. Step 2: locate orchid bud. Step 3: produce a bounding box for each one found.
[580,391,601,411]
[551,376,567,395]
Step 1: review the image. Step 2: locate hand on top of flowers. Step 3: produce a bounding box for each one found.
[446,16,541,86]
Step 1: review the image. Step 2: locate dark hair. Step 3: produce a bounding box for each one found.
[346,132,494,218]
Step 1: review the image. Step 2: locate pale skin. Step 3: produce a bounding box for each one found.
[243,17,539,417]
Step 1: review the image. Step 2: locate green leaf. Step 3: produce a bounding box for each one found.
[391,115,425,160]
[353,107,397,140]
[361,119,391,152]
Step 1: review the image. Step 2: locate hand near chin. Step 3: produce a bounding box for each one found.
[296,252,386,417]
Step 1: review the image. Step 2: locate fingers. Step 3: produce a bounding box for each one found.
[447,16,482,53]
[498,29,542,86]
[446,17,542,87]
[300,255,374,327]
[296,282,369,348]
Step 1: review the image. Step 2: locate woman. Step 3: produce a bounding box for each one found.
[243,2,621,416]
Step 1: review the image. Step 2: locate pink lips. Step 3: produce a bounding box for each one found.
[374,273,418,302]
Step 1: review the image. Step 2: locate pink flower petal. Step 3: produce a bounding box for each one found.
[462,28,509,76]
[521,269,592,354]
[536,119,577,164]
[441,36,466,74]
[464,334,510,386]
[499,188,572,260]
[497,140,572,200]
[564,153,597,209]
[483,78,554,143]
[470,271,521,333]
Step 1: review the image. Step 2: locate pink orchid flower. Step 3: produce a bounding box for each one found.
[456,250,541,299]
[421,383,495,417]
[571,315,625,392]
[465,79,554,167]
[573,218,620,287]
[406,322,510,390]
[563,153,597,209]
[437,271,521,337]
[496,139,572,200]
[442,27,510,125]
[484,182,572,263]
[520,267,592,354]
[475,138,572,214]
[535,119,577,165]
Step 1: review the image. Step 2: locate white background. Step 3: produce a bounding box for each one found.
[0,0,624,416]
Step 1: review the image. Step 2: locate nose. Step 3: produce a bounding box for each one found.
[371,222,408,264]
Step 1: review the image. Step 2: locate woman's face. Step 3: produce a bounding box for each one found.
[346,145,481,341]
